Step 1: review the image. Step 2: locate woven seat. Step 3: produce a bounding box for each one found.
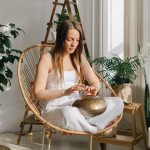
[17,44,123,150]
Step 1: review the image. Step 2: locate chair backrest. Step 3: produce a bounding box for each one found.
[18,44,53,123]
[18,44,122,135]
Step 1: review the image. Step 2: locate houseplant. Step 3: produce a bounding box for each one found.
[53,8,80,30]
[92,55,141,103]
[0,23,23,92]
[52,8,80,40]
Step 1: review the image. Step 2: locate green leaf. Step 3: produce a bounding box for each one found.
[9,23,15,28]
[3,36,12,48]
[5,67,13,78]
[0,73,8,86]
[7,55,16,63]
[0,44,4,53]
[0,56,8,63]
[92,55,141,85]
[0,63,5,72]
[0,23,24,92]
[0,85,4,92]
[6,49,11,54]
[11,49,22,54]
[10,30,19,39]
[16,28,25,34]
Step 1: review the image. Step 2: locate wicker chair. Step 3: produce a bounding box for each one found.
[17,44,123,150]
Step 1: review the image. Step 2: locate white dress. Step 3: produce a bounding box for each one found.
[42,70,124,133]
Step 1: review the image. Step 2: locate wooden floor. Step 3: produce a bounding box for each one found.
[0,131,146,150]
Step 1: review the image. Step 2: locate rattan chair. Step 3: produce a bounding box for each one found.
[17,44,123,150]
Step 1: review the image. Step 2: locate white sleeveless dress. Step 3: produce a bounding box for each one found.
[42,70,124,133]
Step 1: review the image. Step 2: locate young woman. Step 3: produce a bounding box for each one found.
[33,20,124,133]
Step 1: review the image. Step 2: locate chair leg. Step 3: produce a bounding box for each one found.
[140,109,148,150]
[89,135,93,150]
[100,143,106,150]
[17,122,25,145]
[42,128,46,150]
[48,139,51,150]
[130,144,134,150]
[17,108,29,145]
[47,131,52,150]
[28,124,33,133]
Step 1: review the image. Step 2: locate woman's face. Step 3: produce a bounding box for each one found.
[64,29,80,54]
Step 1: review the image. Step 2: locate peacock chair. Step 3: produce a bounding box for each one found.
[17,44,123,150]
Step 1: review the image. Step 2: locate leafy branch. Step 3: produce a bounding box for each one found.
[92,55,140,85]
[0,23,23,91]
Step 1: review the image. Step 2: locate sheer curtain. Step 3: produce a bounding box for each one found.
[143,0,150,92]
[124,0,145,102]
[124,0,150,143]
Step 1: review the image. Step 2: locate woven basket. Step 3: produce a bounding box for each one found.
[112,83,132,104]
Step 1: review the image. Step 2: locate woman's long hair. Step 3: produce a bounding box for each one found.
[50,20,83,82]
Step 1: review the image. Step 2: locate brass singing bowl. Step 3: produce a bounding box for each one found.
[72,96,107,118]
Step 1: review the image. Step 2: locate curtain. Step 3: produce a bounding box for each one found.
[124,0,150,128]
[124,0,144,102]
[142,0,150,128]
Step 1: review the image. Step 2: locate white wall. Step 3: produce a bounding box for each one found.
[0,0,94,132]
[0,0,50,132]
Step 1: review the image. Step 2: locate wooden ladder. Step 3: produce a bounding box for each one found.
[42,0,90,58]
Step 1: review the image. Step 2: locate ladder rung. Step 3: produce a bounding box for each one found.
[68,1,76,5]
[53,1,76,6]
[42,40,55,45]
[47,22,52,26]
[53,2,64,6]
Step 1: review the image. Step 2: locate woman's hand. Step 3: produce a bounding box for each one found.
[83,85,97,96]
[64,84,85,96]
[63,84,98,96]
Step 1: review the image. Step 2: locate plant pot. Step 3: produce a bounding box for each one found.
[112,83,132,104]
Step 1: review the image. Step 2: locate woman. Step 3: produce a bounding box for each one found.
[33,20,124,133]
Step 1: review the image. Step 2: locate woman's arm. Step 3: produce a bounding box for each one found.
[33,53,65,100]
[80,55,101,95]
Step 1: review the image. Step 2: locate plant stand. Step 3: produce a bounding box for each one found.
[93,103,147,150]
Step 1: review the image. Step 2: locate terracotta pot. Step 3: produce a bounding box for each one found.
[112,83,132,104]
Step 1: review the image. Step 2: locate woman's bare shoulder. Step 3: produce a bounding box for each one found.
[38,52,53,71]
[80,54,89,65]
[41,52,52,60]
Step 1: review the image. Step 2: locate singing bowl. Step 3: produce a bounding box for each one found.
[72,96,107,118]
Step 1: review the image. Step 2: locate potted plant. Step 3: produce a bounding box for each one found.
[0,23,23,92]
[52,8,80,40]
[92,55,141,103]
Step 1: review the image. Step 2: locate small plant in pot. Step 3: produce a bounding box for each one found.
[52,8,80,40]
[92,55,141,104]
[0,23,23,92]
